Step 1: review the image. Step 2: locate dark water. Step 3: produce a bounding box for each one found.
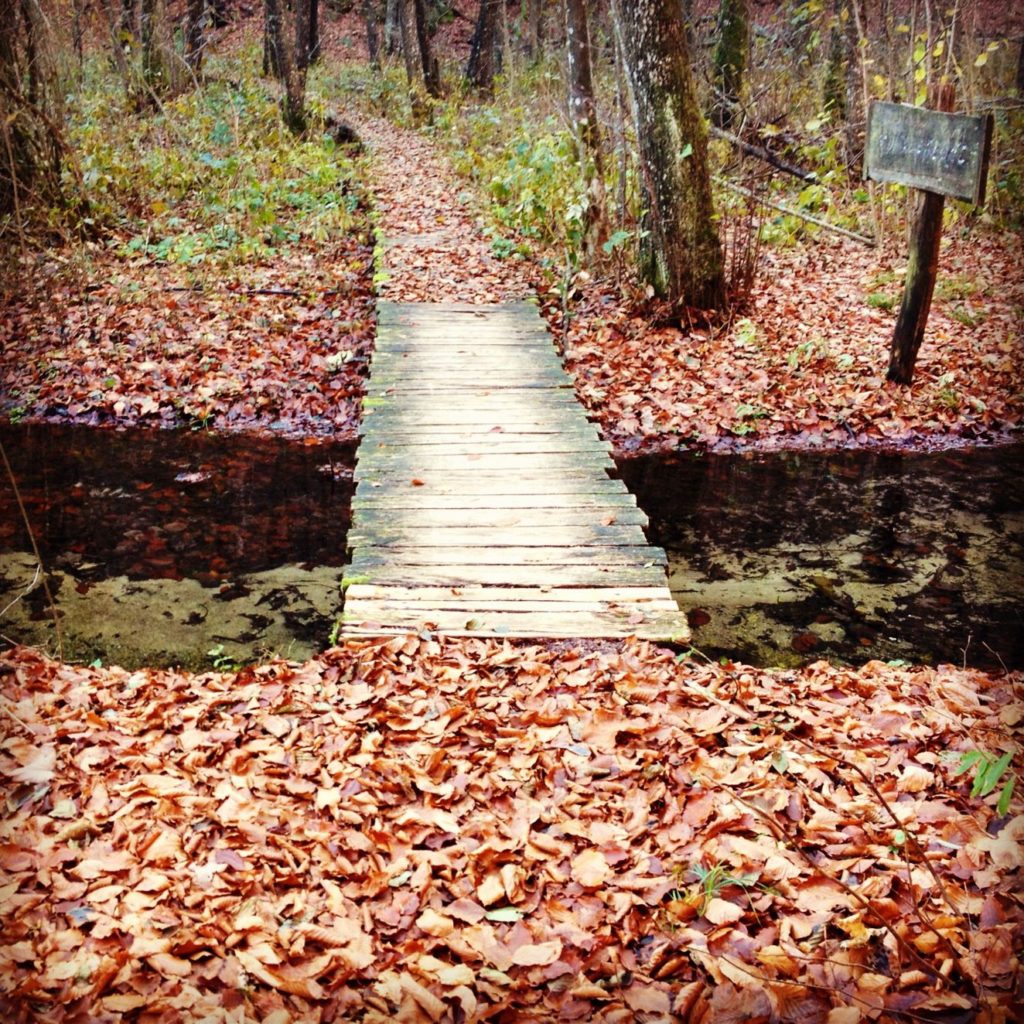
[0,425,355,669]
[618,444,1024,670]
[3,424,1021,671]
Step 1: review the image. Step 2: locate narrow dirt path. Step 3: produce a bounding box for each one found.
[350,115,534,304]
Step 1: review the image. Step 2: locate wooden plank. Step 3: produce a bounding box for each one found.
[348,524,651,548]
[356,454,614,474]
[341,607,688,640]
[347,598,680,615]
[350,507,648,528]
[355,468,620,485]
[348,546,667,567]
[358,427,603,444]
[345,584,672,604]
[343,563,669,588]
[353,492,638,510]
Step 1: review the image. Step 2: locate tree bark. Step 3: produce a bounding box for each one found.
[712,0,748,128]
[308,0,320,64]
[415,0,440,97]
[384,0,400,53]
[612,0,725,311]
[565,0,606,253]
[295,0,311,72]
[526,0,544,57]
[364,0,380,65]
[185,0,205,72]
[467,0,501,91]
[265,0,305,132]
[140,0,159,88]
[399,0,434,118]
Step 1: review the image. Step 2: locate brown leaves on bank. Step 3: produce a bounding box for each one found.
[1,639,1021,1021]
[0,239,375,440]
[557,230,1024,456]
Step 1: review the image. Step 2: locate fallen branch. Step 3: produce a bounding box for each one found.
[714,176,877,247]
[710,125,817,182]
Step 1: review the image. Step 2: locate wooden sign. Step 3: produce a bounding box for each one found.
[866,101,993,205]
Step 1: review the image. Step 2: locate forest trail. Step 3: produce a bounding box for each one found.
[351,114,532,304]
[342,119,686,639]
[343,301,688,640]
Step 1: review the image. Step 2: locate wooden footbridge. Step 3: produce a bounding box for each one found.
[341,301,688,641]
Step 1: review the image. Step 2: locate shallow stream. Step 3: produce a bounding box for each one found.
[620,443,1023,670]
[1,425,1020,671]
[0,425,354,670]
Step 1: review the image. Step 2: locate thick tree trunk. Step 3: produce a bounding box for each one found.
[612,0,725,311]
[295,0,311,72]
[565,0,606,253]
[467,0,501,91]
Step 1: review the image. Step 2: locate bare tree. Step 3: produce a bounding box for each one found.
[611,0,725,311]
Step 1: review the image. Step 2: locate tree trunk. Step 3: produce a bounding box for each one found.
[140,0,160,88]
[611,0,725,311]
[384,0,400,53]
[712,0,748,129]
[266,0,305,132]
[0,0,65,220]
[467,0,501,91]
[295,0,311,72]
[308,0,320,64]
[526,0,543,58]
[399,0,431,118]
[263,0,281,75]
[1016,37,1024,93]
[415,0,440,97]
[185,0,205,72]
[565,0,606,253]
[364,0,380,65]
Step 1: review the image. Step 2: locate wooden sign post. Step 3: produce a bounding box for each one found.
[864,90,993,384]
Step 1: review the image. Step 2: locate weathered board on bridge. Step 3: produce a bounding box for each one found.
[342,301,689,641]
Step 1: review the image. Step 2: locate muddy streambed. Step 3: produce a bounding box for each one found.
[0,425,354,670]
[619,443,1023,670]
[1,425,1020,671]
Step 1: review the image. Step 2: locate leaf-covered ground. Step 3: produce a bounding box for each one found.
[1,639,1021,1021]
[556,231,1024,456]
[2,247,375,439]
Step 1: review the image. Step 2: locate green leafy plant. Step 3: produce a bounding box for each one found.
[952,750,1017,816]
[670,860,760,916]
[207,643,242,672]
